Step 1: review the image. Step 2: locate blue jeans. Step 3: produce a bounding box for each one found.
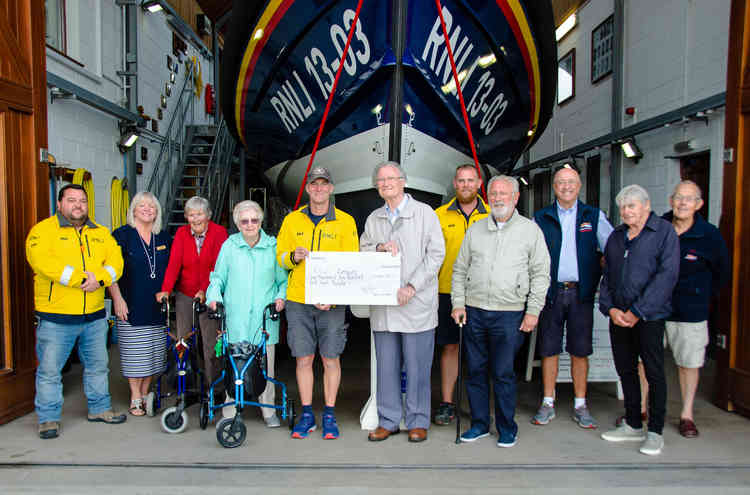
[35,318,112,423]
[464,307,525,437]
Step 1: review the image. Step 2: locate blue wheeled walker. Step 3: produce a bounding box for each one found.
[199,302,296,448]
[144,297,206,434]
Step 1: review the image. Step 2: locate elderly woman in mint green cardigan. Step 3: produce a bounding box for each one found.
[207,200,287,426]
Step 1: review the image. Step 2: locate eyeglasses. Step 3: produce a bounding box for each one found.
[240,217,261,226]
[375,176,404,185]
[673,194,699,203]
[554,179,579,186]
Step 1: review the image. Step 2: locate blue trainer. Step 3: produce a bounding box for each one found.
[322,413,340,440]
[459,425,490,443]
[291,412,317,439]
[497,431,518,448]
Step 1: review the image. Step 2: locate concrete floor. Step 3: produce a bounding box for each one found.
[1,326,749,493]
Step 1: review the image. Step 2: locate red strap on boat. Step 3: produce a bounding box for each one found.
[293,0,365,210]
[434,0,487,201]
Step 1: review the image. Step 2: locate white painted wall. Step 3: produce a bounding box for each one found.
[528,0,730,225]
[46,1,214,230]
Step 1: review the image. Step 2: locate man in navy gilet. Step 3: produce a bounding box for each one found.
[532,166,613,429]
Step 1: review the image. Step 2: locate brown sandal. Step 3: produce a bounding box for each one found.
[129,398,145,416]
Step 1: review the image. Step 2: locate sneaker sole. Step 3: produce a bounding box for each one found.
[459,432,490,443]
[572,416,598,429]
[497,439,517,448]
[291,425,317,439]
[323,432,339,439]
[434,417,455,426]
[639,447,663,456]
[87,417,126,424]
[601,433,645,442]
[531,413,555,425]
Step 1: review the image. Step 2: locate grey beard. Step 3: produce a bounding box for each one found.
[491,205,511,220]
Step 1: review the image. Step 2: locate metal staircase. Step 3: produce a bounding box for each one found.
[165,120,237,233]
[146,58,237,234]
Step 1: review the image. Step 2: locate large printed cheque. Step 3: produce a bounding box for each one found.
[305,252,401,305]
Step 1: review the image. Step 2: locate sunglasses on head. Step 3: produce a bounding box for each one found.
[240,218,261,226]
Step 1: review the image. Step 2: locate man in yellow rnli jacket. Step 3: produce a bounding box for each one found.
[276,167,358,440]
[433,164,488,425]
[26,184,125,439]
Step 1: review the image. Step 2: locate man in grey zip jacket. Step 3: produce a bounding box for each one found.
[451,175,550,447]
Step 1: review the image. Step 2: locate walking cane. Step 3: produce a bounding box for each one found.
[455,316,465,444]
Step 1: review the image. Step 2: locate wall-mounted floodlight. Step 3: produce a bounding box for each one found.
[555,13,577,41]
[142,1,163,13]
[118,128,139,153]
[621,138,643,163]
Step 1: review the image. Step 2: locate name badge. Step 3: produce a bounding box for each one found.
[157,244,167,251]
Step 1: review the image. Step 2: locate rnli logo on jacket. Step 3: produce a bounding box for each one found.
[685,250,698,261]
[579,222,593,233]
[297,232,304,236]
[321,232,336,240]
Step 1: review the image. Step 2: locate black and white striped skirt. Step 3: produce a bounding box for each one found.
[117,321,168,377]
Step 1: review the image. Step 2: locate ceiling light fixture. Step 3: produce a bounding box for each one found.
[555,13,577,42]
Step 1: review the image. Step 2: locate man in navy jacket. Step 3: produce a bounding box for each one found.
[599,185,680,456]
[662,180,729,438]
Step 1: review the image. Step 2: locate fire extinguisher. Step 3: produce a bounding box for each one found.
[205,83,215,115]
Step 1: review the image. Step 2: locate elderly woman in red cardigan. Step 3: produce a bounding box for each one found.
[156,196,228,397]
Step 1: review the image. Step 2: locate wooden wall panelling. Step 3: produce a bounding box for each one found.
[0,0,49,425]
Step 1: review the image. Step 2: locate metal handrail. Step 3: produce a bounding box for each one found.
[198,117,236,222]
[147,61,196,217]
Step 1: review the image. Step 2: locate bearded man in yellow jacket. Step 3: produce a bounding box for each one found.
[26,184,125,439]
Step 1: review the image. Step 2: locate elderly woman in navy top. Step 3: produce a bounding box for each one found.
[599,185,679,456]
[109,192,171,416]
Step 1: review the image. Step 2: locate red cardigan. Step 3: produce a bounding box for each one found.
[162,221,228,297]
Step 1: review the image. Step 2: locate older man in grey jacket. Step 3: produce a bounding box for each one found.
[361,161,446,443]
[452,175,550,448]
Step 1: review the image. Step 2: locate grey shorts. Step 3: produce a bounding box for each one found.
[285,301,348,358]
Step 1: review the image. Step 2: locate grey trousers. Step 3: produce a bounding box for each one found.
[175,291,222,396]
[373,329,435,431]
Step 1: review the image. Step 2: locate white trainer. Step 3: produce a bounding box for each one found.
[601,423,646,442]
[639,431,664,456]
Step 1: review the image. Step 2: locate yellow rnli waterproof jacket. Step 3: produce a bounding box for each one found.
[276,203,359,304]
[435,196,489,294]
[26,213,123,322]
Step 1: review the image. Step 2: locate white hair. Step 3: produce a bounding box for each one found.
[127,191,163,234]
[487,175,519,194]
[615,184,650,207]
[372,161,407,187]
[232,200,264,228]
[184,196,212,217]
[670,180,702,200]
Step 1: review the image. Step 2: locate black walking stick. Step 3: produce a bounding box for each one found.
[455,316,465,444]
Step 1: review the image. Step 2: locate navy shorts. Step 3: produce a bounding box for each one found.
[285,301,348,358]
[537,284,594,357]
[436,293,461,346]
